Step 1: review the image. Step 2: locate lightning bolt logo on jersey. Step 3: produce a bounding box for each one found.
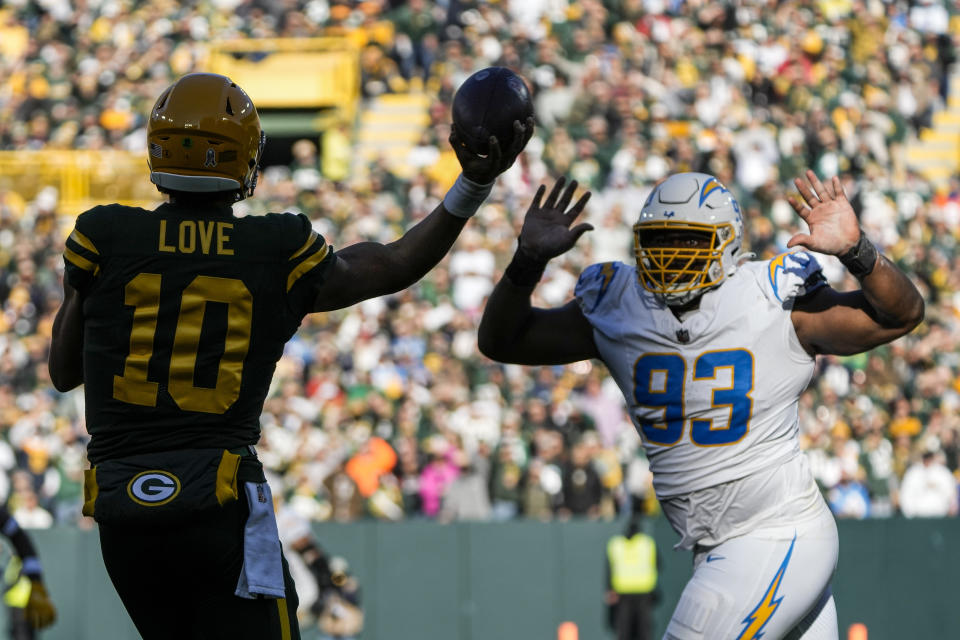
[574,251,825,499]
[768,252,824,303]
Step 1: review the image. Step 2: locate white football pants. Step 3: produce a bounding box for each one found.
[663,503,839,640]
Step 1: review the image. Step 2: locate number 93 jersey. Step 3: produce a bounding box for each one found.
[62,203,335,463]
[575,253,826,501]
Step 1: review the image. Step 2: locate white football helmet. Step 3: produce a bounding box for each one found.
[634,172,745,306]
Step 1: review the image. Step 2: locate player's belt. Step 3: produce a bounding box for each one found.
[83,447,265,525]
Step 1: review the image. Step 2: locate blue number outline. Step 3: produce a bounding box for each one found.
[632,353,685,446]
[631,349,754,447]
[691,349,754,447]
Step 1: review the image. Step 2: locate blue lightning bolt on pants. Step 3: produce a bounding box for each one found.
[663,503,838,640]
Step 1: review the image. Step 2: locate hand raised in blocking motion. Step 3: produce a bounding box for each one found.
[786,170,860,256]
[517,176,593,263]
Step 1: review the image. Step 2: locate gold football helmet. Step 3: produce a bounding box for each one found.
[634,172,745,305]
[147,73,265,201]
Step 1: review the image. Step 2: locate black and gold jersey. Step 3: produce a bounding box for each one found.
[63,201,335,463]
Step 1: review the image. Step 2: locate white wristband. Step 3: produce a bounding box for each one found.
[443,173,493,218]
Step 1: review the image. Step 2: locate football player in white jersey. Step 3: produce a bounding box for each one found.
[478,171,923,640]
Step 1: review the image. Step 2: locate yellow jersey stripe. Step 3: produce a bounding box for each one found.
[276,598,291,640]
[69,229,100,255]
[289,231,319,261]
[286,244,329,292]
[64,247,100,274]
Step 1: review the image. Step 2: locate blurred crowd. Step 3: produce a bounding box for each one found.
[1,0,960,530]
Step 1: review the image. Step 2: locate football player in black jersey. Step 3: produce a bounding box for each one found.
[49,73,531,639]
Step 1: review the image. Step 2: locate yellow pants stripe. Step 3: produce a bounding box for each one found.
[276,598,291,640]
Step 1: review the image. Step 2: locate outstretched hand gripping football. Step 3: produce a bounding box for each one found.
[518,176,592,263]
[786,170,861,256]
[450,117,534,185]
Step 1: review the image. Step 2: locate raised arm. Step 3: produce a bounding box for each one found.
[313,120,532,312]
[787,170,924,356]
[49,282,84,392]
[478,177,599,365]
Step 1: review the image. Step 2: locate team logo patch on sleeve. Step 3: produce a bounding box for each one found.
[576,262,620,314]
[768,251,822,302]
[127,470,181,507]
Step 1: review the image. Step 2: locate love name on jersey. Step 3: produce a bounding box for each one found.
[158,220,234,256]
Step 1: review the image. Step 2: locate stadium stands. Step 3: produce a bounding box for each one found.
[0,0,958,527]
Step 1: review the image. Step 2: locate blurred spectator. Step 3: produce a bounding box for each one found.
[419,440,459,519]
[489,438,524,521]
[522,459,561,521]
[9,492,51,530]
[344,436,397,499]
[439,446,492,522]
[828,471,872,520]
[858,427,896,517]
[559,439,603,519]
[900,451,959,518]
[448,229,495,313]
[324,465,365,523]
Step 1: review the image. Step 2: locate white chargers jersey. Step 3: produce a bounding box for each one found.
[575,252,826,502]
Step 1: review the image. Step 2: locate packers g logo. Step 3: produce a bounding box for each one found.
[127,471,181,506]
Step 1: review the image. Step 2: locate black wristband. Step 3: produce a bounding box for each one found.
[504,244,547,287]
[838,229,879,279]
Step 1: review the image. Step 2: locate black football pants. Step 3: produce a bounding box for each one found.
[98,496,300,640]
[614,593,654,640]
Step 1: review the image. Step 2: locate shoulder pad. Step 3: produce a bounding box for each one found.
[575,261,630,317]
[249,212,323,260]
[73,205,119,241]
[279,213,332,295]
[64,205,123,291]
[762,251,826,304]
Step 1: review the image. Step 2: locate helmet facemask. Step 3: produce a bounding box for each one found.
[634,221,736,305]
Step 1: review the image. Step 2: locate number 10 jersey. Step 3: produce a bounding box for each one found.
[63,202,335,463]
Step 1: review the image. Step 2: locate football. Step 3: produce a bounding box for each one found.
[452,67,534,156]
